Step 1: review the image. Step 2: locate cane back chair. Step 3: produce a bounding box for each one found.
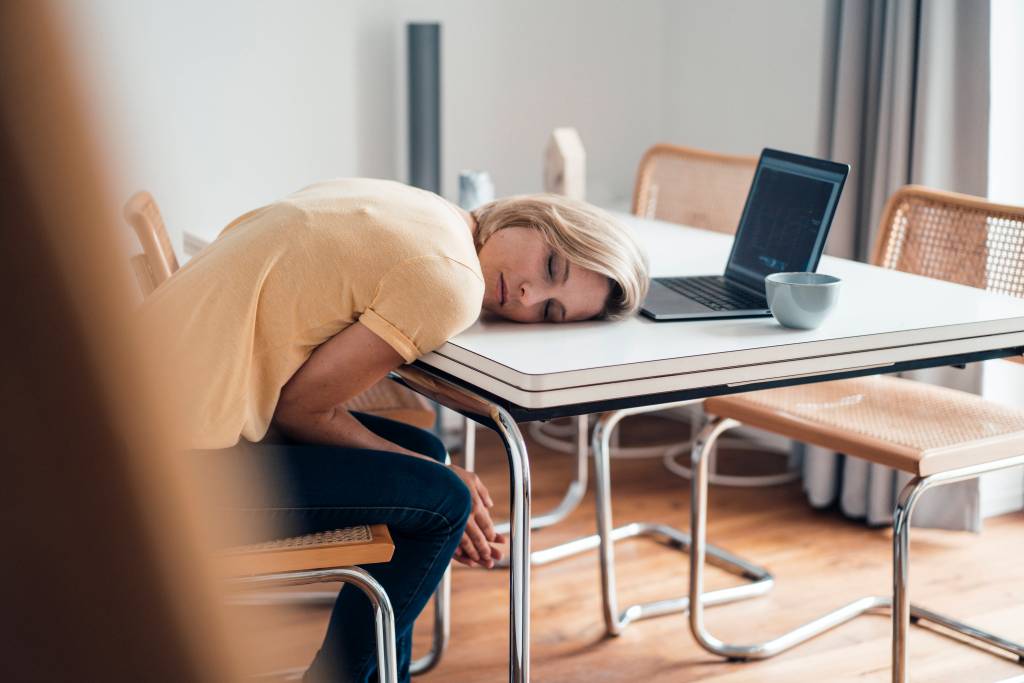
[689,185,1024,682]
[632,143,758,234]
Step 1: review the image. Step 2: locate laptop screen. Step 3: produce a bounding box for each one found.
[724,150,848,291]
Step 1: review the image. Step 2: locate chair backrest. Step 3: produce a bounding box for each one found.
[632,143,758,234]
[873,185,1024,363]
[125,191,179,293]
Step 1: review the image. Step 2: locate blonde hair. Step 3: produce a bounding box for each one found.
[472,194,649,320]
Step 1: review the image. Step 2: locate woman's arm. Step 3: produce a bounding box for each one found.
[274,322,504,567]
[274,321,415,451]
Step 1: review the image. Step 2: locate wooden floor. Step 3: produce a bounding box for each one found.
[236,417,1024,682]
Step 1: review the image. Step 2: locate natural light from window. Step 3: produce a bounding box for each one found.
[981,0,1024,516]
[989,0,1024,205]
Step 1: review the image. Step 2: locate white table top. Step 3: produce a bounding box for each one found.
[420,214,1024,411]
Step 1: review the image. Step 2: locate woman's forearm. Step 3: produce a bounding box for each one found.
[274,405,437,463]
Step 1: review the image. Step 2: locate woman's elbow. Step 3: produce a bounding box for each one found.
[272,391,328,437]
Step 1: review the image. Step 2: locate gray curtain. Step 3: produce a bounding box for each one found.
[803,0,991,530]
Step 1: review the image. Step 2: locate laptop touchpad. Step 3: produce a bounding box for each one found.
[643,281,711,313]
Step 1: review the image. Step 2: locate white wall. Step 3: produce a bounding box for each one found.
[989,0,1024,206]
[663,0,832,157]
[59,0,674,247]
[58,0,830,249]
[59,1,360,249]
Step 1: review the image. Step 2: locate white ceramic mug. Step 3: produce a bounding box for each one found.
[765,272,841,330]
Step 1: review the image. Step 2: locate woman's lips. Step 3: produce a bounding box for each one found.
[498,272,506,306]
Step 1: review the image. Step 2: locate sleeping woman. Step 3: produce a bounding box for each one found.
[141,178,648,682]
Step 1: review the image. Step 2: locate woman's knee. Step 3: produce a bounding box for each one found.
[386,454,472,537]
[411,429,448,464]
[434,464,472,533]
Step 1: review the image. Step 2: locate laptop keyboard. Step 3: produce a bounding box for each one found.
[658,275,767,311]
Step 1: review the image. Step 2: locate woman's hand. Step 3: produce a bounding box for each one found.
[448,465,506,568]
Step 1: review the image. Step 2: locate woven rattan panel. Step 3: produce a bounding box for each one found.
[876,191,1024,297]
[229,525,373,555]
[709,375,1024,456]
[634,147,756,234]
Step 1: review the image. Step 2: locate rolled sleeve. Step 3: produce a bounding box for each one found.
[359,256,484,362]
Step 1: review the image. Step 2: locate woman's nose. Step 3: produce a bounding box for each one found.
[518,281,542,307]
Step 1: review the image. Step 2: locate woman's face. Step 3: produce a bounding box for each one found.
[478,227,611,323]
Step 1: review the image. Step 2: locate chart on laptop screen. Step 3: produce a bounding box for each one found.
[731,167,837,277]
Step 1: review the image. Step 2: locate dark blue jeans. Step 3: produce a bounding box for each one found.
[207,413,471,683]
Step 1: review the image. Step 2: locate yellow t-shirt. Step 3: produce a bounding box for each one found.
[140,178,484,449]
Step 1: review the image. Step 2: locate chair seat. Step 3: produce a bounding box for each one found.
[220,524,394,577]
[705,375,1024,476]
[345,380,436,429]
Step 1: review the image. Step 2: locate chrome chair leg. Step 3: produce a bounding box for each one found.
[462,415,476,472]
[892,465,1024,682]
[689,415,1024,680]
[409,452,456,675]
[410,566,450,675]
[390,367,532,683]
[488,405,532,683]
[234,447,455,678]
[471,414,586,568]
[232,567,398,683]
[229,550,453,675]
[593,407,773,635]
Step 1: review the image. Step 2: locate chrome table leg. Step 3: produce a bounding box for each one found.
[466,413,587,535]
[392,368,531,683]
[485,414,588,567]
[498,413,589,534]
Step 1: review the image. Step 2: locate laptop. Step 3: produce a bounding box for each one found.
[640,148,849,321]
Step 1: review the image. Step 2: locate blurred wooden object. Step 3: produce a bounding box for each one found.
[125,193,436,427]
[0,2,240,680]
[632,143,757,234]
[129,253,157,297]
[125,190,178,285]
[544,127,586,200]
